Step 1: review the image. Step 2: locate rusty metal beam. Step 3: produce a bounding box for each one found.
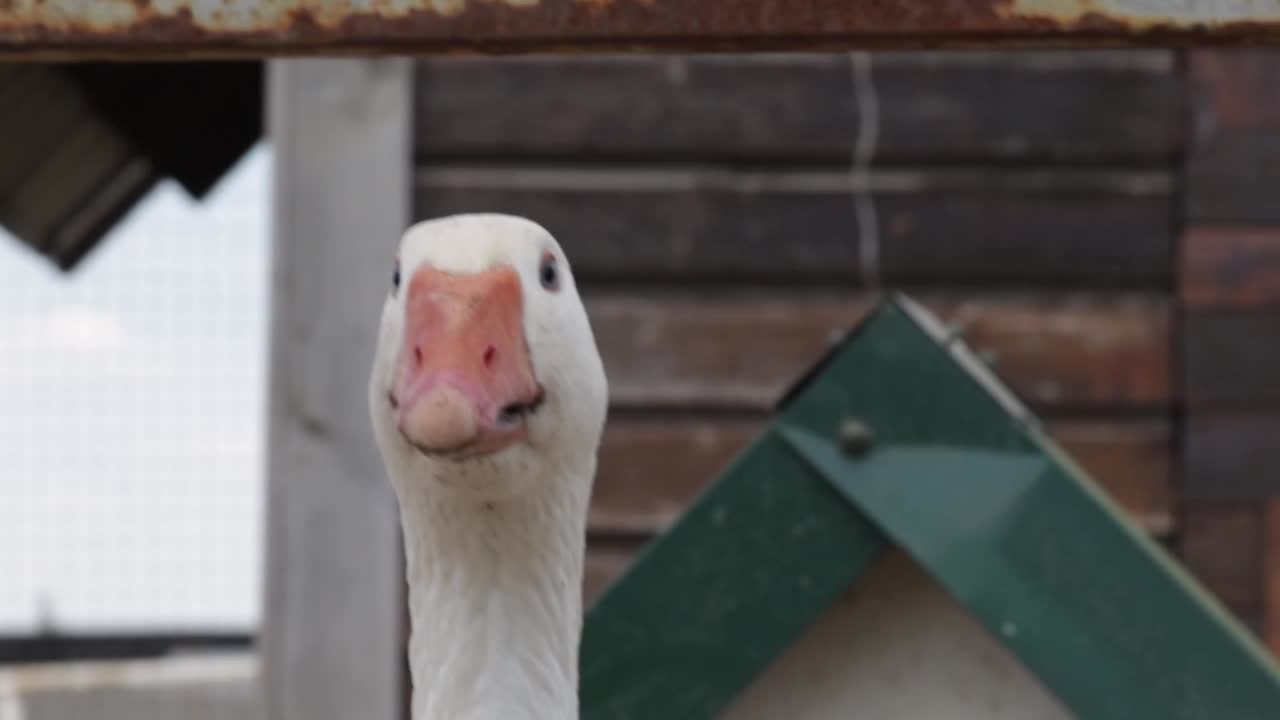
[3,0,1280,58]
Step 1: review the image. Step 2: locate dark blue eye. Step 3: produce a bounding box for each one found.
[539,253,560,292]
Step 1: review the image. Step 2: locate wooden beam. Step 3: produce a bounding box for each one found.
[4,0,1280,58]
[261,58,411,720]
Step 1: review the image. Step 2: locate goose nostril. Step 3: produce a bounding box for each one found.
[497,403,523,425]
[413,346,424,370]
[388,391,399,410]
[483,346,497,369]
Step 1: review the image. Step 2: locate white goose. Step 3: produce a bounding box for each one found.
[367,214,609,720]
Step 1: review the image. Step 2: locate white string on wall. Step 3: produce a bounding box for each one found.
[849,51,881,289]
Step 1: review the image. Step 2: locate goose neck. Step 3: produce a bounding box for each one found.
[397,476,588,720]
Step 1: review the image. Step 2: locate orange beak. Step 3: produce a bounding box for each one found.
[391,264,542,458]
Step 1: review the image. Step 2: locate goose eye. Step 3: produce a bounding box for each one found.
[539,254,560,292]
[392,261,401,293]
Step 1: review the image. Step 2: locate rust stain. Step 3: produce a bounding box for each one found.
[0,0,1279,57]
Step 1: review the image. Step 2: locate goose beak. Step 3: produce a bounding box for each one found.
[391,264,543,459]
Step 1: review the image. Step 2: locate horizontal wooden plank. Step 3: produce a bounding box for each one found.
[415,53,1181,163]
[592,417,1175,536]
[1190,50,1280,133]
[1184,310,1280,408]
[1186,414,1280,500]
[415,167,1173,288]
[1182,226,1280,309]
[1187,133,1280,223]
[587,294,1172,412]
[1181,502,1265,636]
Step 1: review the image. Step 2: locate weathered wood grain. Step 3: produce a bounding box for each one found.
[1187,133,1280,223]
[1185,414,1280,500]
[1182,50,1280,654]
[1184,311,1280,409]
[415,52,1180,163]
[415,167,1173,288]
[1191,50,1280,133]
[586,294,1171,412]
[1183,226,1280,309]
[591,417,1174,536]
[262,59,409,720]
[1183,53,1279,225]
[1181,503,1265,636]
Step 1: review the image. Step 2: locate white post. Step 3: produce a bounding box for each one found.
[262,58,411,720]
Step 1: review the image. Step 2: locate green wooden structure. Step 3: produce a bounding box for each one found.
[579,294,1280,720]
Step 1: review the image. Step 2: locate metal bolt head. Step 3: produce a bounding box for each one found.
[942,322,967,346]
[838,419,875,457]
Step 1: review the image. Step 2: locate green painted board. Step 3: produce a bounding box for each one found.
[782,431,1280,719]
[580,293,1280,719]
[579,434,888,718]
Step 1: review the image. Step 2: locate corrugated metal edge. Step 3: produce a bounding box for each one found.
[3,0,1280,57]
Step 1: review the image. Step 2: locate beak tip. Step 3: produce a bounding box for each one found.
[399,385,481,454]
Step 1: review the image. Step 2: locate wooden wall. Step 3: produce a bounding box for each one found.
[410,50,1278,637]
[1182,50,1280,650]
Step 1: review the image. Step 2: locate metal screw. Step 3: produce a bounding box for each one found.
[838,419,875,457]
[942,322,967,346]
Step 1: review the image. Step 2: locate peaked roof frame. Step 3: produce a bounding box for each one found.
[579,294,1280,719]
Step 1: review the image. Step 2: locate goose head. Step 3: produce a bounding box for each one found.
[368,213,608,501]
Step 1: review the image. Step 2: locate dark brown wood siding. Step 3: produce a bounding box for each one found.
[410,49,1273,651]
[1183,49,1280,654]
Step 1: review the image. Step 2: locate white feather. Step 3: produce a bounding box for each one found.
[368,214,608,720]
